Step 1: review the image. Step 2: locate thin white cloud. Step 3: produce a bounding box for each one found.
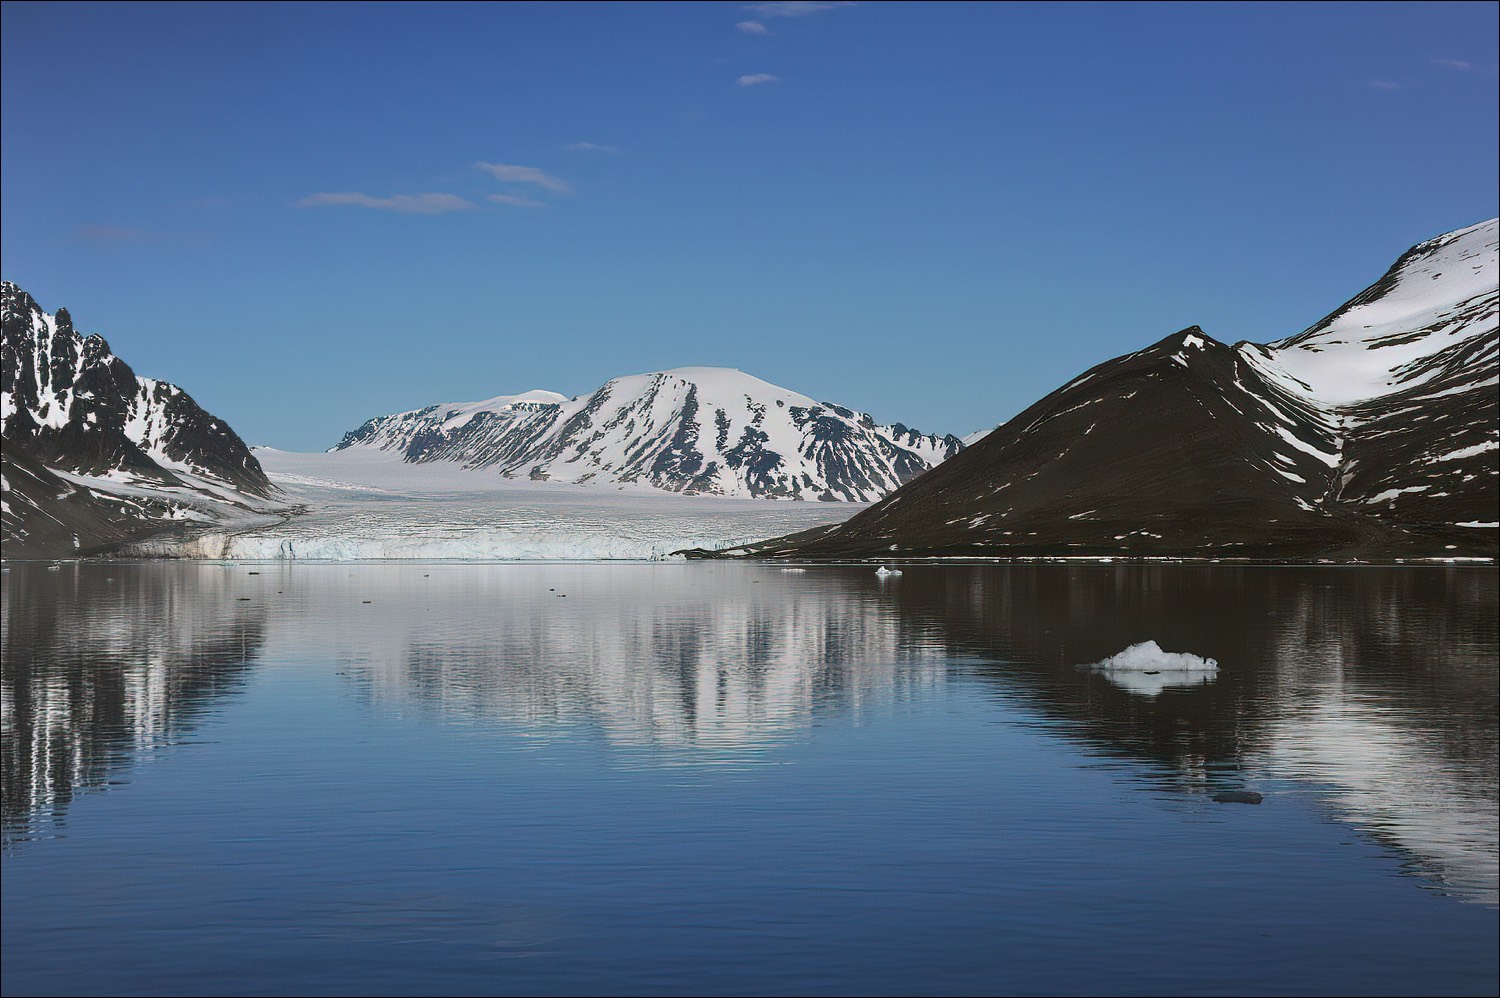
[474,161,573,193]
[737,73,779,87]
[486,193,546,208]
[743,1,854,16]
[295,192,475,214]
[737,20,771,34]
[567,141,621,155]
[1433,58,1473,71]
[77,224,148,242]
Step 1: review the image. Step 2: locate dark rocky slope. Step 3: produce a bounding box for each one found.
[715,220,1497,561]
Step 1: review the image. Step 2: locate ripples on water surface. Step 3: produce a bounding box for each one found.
[2,562,1496,996]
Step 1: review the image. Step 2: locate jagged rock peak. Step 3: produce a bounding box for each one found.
[2,280,272,496]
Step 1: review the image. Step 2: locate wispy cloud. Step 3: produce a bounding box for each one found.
[77,224,149,242]
[295,192,475,214]
[737,20,771,34]
[1367,80,1403,91]
[1432,58,1473,71]
[486,193,546,208]
[743,1,854,16]
[566,141,621,155]
[737,73,779,87]
[474,161,572,193]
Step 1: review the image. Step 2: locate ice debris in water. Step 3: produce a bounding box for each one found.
[1083,640,1219,697]
[1089,640,1218,674]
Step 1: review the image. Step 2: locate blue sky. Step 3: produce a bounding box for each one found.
[3,1,1496,450]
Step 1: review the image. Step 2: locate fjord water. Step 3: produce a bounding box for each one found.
[2,563,1496,997]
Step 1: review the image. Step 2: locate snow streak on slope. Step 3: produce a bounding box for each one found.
[335,367,963,502]
[125,448,863,560]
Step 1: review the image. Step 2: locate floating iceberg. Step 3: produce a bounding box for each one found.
[1084,640,1219,697]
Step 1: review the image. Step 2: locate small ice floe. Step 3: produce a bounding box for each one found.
[1083,639,1219,697]
[875,566,903,578]
[780,567,806,573]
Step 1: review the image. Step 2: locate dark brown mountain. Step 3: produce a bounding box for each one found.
[711,219,1497,561]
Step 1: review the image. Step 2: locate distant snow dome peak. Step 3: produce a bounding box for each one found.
[334,366,964,501]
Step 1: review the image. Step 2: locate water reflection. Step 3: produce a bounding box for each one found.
[264,564,950,752]
[876,564,1499,904]
[1,561,1495,904]
[1,563,265,846]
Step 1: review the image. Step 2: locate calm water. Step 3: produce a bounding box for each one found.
[2,562,1496,997]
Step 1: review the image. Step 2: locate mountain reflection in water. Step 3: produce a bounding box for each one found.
[2,562,1494,904]
[2,563,265,847]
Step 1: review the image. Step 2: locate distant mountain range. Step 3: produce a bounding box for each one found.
[5,218,1496,562]
[333,367,965,501]
[711,218,1498,561]
[2,282,281,556]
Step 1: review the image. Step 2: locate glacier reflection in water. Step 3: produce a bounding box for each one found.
[2,562,1496,997]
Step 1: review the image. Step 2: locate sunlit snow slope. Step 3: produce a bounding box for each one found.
[334,367,963,501]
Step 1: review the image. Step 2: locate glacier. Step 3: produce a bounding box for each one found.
[123,448,864,561]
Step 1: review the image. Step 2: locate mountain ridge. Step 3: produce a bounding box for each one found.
[2,281,284,557]
[333,365,964,502]
[707,219,1498,561]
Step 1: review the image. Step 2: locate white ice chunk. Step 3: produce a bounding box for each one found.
[1083,640,1220,697]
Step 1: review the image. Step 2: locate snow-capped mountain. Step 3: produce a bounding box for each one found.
[334,367,964,501]
[1252,218,1497,534]
[722,219,1498,561]
[2,281,281,556]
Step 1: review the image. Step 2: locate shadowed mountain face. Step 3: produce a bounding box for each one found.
[2,282,277,557]
[734,220,1497,560]
[0,448,180,556]
[333,367,964,501]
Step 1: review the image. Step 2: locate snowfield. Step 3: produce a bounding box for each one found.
[123,448,864,560]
